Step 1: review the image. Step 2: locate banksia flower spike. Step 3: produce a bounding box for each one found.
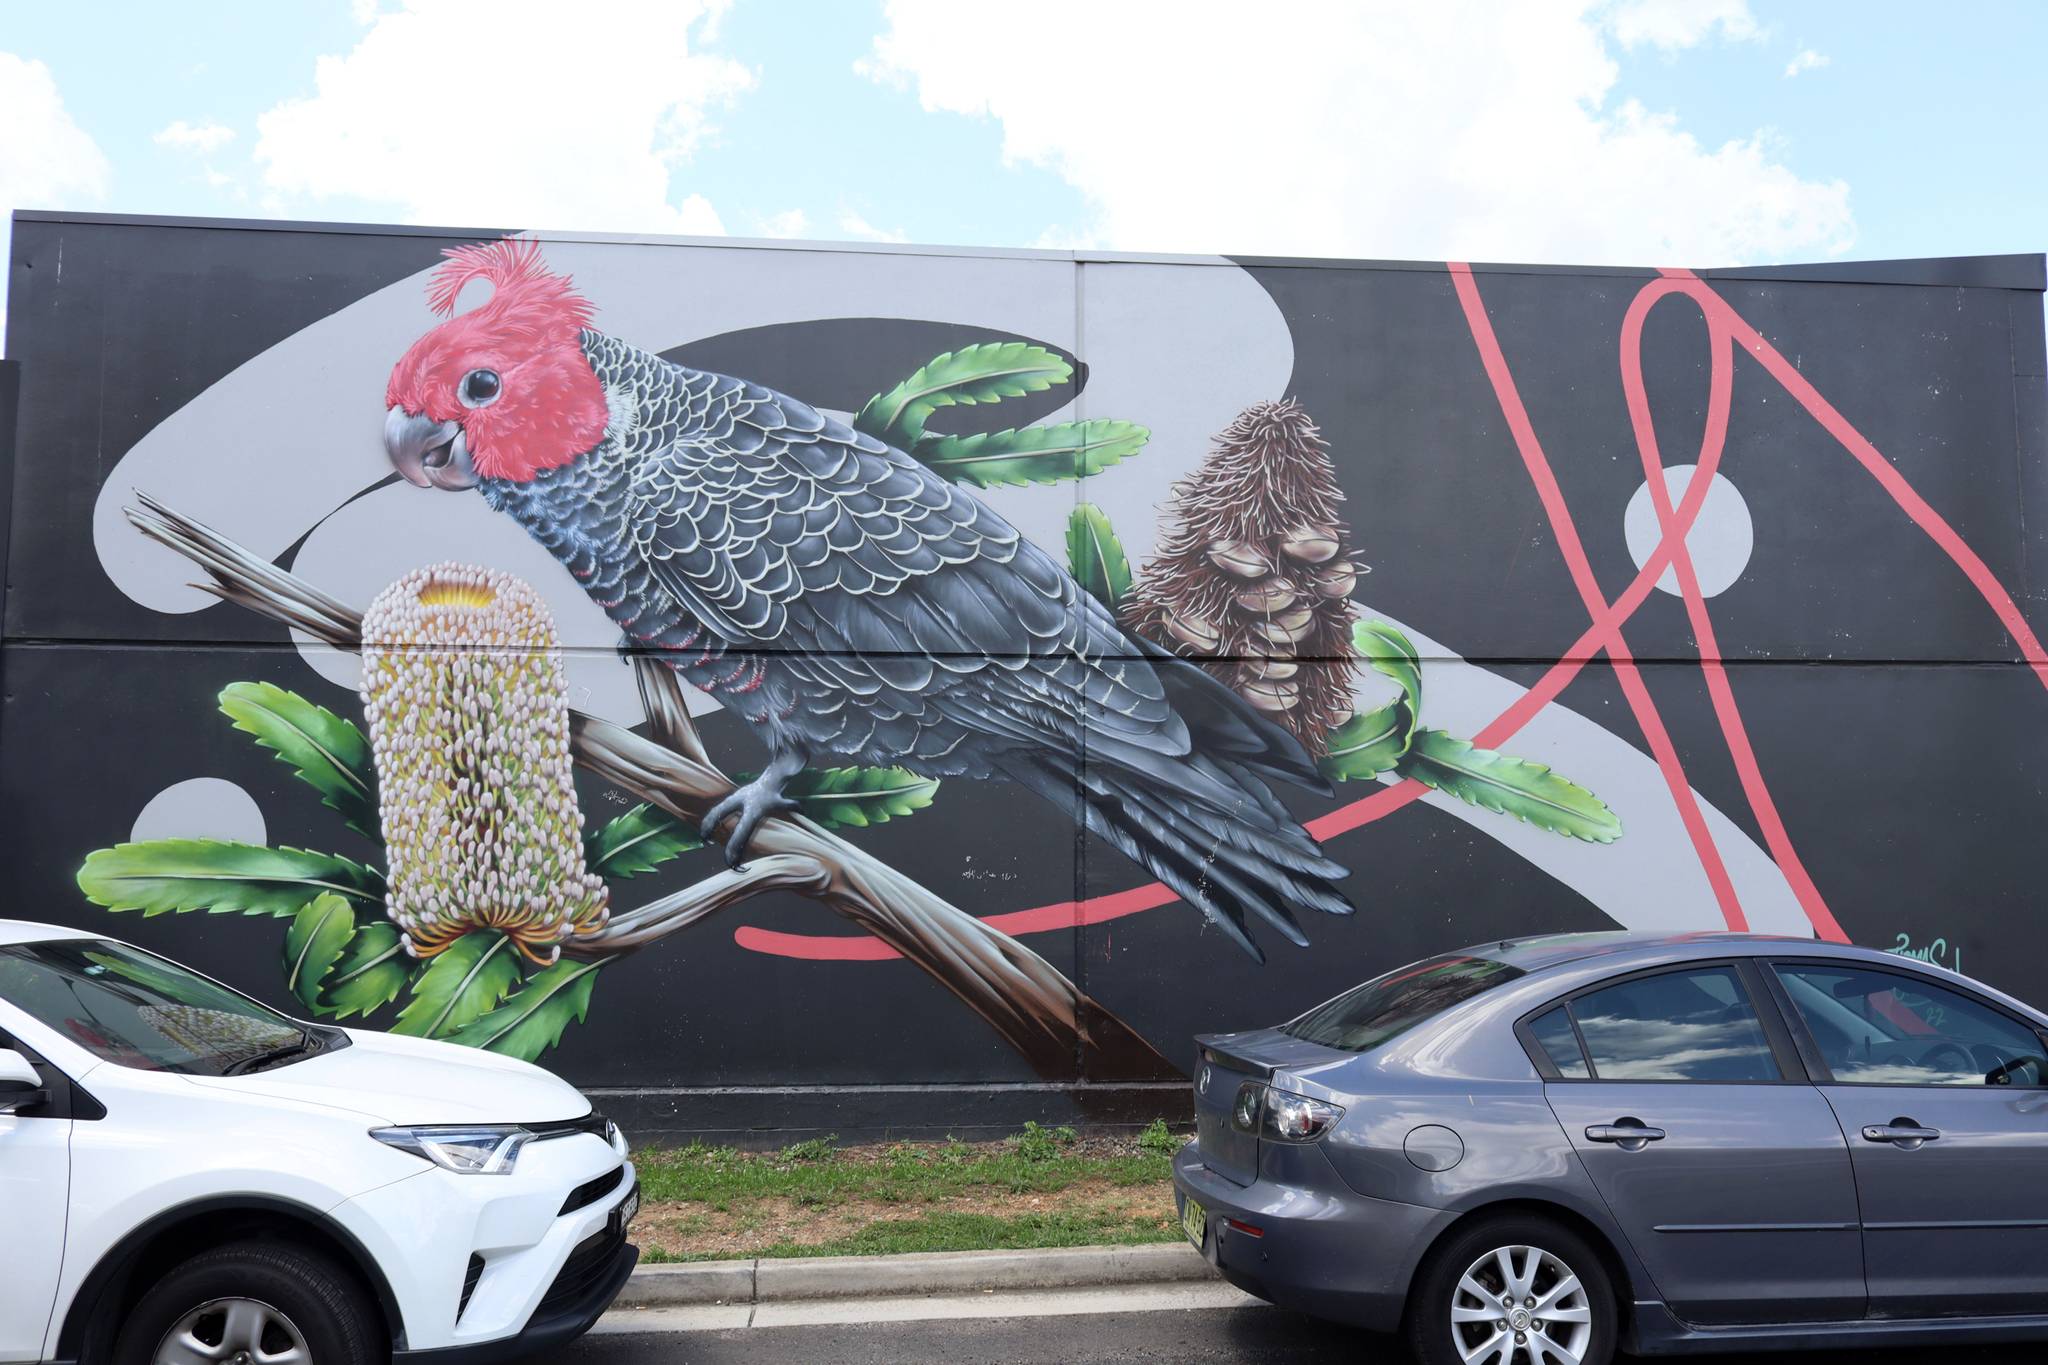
[360,564,608,965]
[1123,399,1362,753]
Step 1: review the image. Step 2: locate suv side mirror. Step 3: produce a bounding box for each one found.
[0,1048,49,1116]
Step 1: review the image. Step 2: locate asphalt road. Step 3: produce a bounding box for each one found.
[560,1304,2047,1364]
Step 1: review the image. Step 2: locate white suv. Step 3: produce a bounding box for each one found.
[0,919,639,1365]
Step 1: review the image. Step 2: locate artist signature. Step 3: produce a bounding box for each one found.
[1885,933,1962,975]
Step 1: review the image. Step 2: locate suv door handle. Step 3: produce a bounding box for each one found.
[1585,1122,1666,1149]
[1861,1122,1941,1148]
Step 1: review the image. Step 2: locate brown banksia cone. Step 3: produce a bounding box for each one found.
[1122,399,1362,754]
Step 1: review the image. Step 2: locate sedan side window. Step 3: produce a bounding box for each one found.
[1568,966,1781,1082]
[1527,1006,1590,1078]
[1774,964,2048,1087]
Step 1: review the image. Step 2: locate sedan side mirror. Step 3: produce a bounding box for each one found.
[0,1048,49,1116]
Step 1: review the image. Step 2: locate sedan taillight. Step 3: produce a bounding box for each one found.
[1229,1081,1344,1143]
[1263,1088,1345,1142]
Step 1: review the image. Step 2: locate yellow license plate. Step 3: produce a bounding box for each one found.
[1181,1195,1206,1249]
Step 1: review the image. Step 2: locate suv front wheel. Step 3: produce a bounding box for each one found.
[114,1239,382,1365]
[1404,1213,1618,1365]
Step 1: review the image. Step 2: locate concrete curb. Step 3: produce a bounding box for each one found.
[618,1242,1216,1308]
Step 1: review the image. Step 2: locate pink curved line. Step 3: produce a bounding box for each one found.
[738,263,2046,961]
[1448,264,1749,931]
[1620,278,1845,942]
[1665,268,2048,688]
[739,881,1180,962]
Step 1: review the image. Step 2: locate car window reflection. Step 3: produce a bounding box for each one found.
[1567,967,1779,1083]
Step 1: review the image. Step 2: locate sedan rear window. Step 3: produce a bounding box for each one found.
[1284,955,1525,1052]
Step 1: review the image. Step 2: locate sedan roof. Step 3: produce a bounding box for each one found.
[1468,930,1823,972]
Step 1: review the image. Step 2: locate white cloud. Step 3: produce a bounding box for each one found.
[1604,0,1760,51]
[1784,48,1830,78]
[0,53,108,209]
[0,52,110,349]
[837,208,908,244]
[757,208,810,238]
[861,0,1850,266]
[255,0,751,236]
[154,120,236,155]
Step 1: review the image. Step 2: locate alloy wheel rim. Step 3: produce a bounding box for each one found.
[153,1296,310,1365]
[1449,1243,1594,1365]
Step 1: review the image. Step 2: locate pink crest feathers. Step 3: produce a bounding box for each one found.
[425,237,596,339]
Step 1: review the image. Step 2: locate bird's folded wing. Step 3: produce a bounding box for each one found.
[623,374,1234,767]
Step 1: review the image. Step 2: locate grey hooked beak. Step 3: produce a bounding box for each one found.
[384,406,479,490]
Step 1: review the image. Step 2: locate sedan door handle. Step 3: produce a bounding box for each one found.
[1862,1123,1941,1147]
[1585,1122,1666,1147]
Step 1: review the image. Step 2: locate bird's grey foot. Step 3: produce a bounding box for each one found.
[701,775,801,869]
[615,633,636,665]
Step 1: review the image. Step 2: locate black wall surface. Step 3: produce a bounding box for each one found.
[4,212,2045,1140]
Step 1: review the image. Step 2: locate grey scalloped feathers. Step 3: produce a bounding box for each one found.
[1121,399,1364,753]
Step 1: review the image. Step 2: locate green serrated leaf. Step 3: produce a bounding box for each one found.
[781,766,940,830]
[219,681,378,839]
[1066,504,1134,613]
[447,960,603,1062]
[915,420,1150,489]
[321,922,409,1020]
[585,803,703,880]
[1319,700,1416,782]
[391,931,522,1038]
[283,893,355,1013]
[1398,729,1624,843]
[76,840,384,918]
[1353,620,1422,714]
[854,342,1073,448]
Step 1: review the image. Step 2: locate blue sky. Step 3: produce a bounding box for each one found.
[2,0,2044,336]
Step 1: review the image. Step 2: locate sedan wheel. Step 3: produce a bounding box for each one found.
[154,1296,310,1365]
[1405,1215,1616,1365]
[1449,1244,1593,1364]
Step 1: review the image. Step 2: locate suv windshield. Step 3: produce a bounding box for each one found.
[0,938,307,1076]
[1284,954,1526,1052]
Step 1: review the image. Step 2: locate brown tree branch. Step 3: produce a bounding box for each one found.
[125,493,1177,1081]
[631,653,709,767]
[566,853,832,956]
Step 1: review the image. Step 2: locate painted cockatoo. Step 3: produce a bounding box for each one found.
[383,239,1351,960]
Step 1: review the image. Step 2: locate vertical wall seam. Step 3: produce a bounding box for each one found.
[1070,256,1091,1084]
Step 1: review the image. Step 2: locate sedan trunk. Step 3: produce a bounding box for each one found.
[1192,1029,1352,1185]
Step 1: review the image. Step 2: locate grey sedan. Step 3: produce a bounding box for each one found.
[1172,932,2048,1364]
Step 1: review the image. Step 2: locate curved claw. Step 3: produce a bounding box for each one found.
[700,779,801,870]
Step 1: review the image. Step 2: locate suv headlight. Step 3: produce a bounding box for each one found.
[371,1124,534,1174]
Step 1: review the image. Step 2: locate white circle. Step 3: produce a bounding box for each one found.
[131,777,269,846]
[1623,464,1754,598]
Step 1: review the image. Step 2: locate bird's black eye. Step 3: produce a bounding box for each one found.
[459,368,502,408]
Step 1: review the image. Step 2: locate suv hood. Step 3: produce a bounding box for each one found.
[185,1028,591,1126]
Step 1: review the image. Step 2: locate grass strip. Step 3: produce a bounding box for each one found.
[631,1121,1189,1262]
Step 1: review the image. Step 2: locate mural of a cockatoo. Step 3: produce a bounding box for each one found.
[381,239,1353,962]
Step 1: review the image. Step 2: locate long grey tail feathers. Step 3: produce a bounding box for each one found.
[1008,754,1354,964]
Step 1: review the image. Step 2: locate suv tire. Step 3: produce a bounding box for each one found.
[113,1238,383,1365]
[1404,1213,1618,1365]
